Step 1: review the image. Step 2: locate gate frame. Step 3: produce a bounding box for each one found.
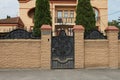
[51,29,75,69]
[41,25,85,69]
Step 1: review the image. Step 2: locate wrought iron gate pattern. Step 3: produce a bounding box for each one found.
[51,30,74,69]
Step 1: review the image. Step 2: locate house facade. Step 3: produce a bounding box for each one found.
[18,0,108,36]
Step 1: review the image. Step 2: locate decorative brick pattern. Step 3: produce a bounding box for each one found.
[74,25,85,68]
[118,41,120,67]
[73,26,119,69]
[85,40,109,68]
[0,26,120,69]
[41,25,52,69]
[0,40,41,69]
[106,26,119,69]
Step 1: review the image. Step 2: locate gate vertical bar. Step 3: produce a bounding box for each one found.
[74,25,85,69]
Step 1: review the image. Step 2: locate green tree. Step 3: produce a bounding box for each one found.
[75,0,96,34]
[108,20,120,29]
[7,15,11,19]
[33,0,52,37]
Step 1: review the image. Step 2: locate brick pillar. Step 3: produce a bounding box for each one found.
[41,25,51,69]
[106,26,119,69]
[74,25,85,69]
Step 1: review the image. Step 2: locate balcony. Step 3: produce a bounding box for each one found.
[55,17,75,25]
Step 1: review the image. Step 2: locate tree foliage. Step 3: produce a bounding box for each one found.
[108,20,120,29]
[75,0,96,34]
[33,0,52,37]
[7,15,11,19]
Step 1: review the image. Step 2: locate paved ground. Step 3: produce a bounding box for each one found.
[0,69,120,80]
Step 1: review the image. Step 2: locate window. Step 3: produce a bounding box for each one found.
[57,10,63,23]
[70,10,74,18]
[64,10,68,18]
[28,8,35,23]
[56,10,75,23]
[93,8,99,21]
[57,10,63,18]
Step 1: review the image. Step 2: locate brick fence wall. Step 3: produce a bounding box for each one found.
[85,40,108,68]
[0,25,120,69]
[118,41,120,67]
[0,40,41,69]
[74,25,119,69]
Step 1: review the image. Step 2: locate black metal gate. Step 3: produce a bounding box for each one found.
[51,30,74,69]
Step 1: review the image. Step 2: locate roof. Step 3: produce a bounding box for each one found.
[0,17,24,27]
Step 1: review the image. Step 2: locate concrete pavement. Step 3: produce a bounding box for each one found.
[0,69,120,80]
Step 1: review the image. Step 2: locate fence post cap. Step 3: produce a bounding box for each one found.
[106,26,119,31]
[73,25,84,30]
[41,25,52,30]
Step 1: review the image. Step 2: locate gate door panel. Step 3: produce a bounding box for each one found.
[51,30,74,69]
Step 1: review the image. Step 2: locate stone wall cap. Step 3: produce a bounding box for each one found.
[106,26,119,31]
[73,25,84,30]
[41,25,52,30]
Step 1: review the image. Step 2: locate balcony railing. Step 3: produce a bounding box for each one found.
[55,17,75,25]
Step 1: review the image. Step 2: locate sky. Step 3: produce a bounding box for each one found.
[0,0,120,21]
[0,0,19,19]
[108,0,120,21]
